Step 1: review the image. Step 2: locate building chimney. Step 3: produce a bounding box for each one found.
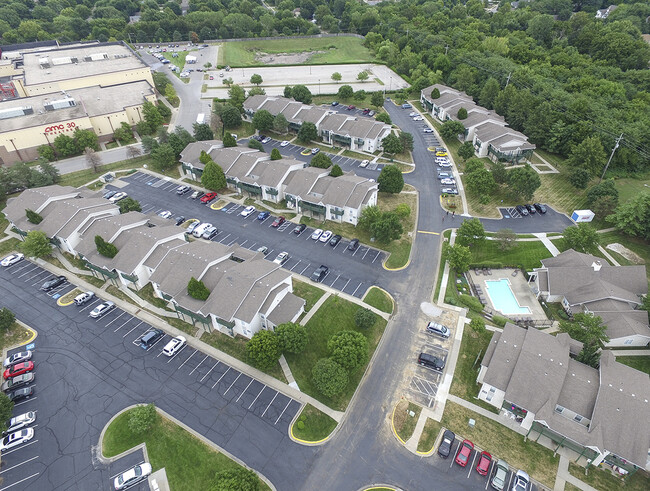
[591,261,602,272]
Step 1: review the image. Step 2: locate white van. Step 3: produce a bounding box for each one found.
[435,157,448,165]
[192,222,212,237]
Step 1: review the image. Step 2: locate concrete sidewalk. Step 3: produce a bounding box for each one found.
[534,233,560,257]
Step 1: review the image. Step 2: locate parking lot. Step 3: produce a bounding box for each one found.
[0,260,306,490]
[114,171,389,298]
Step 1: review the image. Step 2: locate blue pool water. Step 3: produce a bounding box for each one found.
[485,279,531,315]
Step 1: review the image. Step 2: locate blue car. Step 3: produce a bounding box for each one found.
[257,211,270,221]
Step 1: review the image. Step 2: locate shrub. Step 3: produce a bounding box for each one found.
[354,308,376,329]
[187,277,210,300]
[213,468,260,491]
[25,209,43,224]
[248,139,263,150]
[491,315,508,328]
[296,420,305,430]
[247,330,281,369]
[0,308,15,331]
[312,358,348,397]
[275,322,307,354]
[95,235,118,258]
[459,294,484,313]
[470,317,486,333]
[128,403,157,434]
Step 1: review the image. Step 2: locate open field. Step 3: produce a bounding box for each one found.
[469,238,557,270]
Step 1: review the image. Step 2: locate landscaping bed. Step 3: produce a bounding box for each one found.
[393,400,421,442]
[291,404,337,442]
[416,418,442,453]
[0,321,32,353]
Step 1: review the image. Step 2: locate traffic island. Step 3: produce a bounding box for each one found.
[289,404,338,445]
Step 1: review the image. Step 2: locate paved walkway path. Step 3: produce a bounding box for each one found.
[534,233,561,257]
[554,455,599,491]
[299,292,331,326]
[279,355,298,390]
[597,245,619,266]
[610,349,650,356]
[405,406,436,453]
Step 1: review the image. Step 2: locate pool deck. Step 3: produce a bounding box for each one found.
[468,268,547,319]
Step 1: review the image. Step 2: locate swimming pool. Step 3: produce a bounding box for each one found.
[485,279,531,315]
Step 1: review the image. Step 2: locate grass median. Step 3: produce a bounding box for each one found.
[291,404,337,442]
[102,408,270,491]
[363,287,393,314]
[393,400,421,442]
[417,418,442,453]
[0,322,33,353]
[292,280,326,312]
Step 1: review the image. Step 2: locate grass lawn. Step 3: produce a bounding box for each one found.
[102,409,270,491]
[417,418,442,453]
[433,232,450,301]
[597,230,649,281]
[200,331,287,383]
[0,238,21,257]
[614,356,650,375]
[441,401,559,488]
[612,175,650,204]
[363,287,393,314]
[284,295,387,410]
[292,279,325,312]
[162,50,190,71]
[0,322,32,353]
[106,285,139,308]
[221,37,375,67]
[393,400,421,442]
[450,327,499,414]
[134,283,174,311]
[291,404,337,442]
[58,158,148,188]
[469,239,554,270]
[84,275,106,288]
[568,462,650,491]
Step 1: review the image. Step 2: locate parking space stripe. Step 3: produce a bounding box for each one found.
[122,323,142,338]
[261,392,278,417]
[0,455,39,474]
[212,367,231,389]
[341,278,351,291]
[103,311,125,327]
[372,251,381,263]
[114,318,138,333]
[236,379,254,402]
[274,399,292,425]
[352,283,362,297]
[200,361,219,382]
[468,452,478,477]
[80,298,102,313]
[0,472,40,491]
[189,355,208,374]
[223,372,242,395]
[17,266,39,278]
[300,265,310,275]
[248,386,265,409]
[14,397,37,407]
[177,349,197,370]
[0,440,38,456]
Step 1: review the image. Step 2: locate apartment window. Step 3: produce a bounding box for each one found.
[624,339,633,345]
[486,387,495,402]
[555,405,565,414]
[574,414,583,423]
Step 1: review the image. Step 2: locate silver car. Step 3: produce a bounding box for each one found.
[426,321,450,338]
[3,411,36,436]
[89,301,115,318]
[491,459,509,490]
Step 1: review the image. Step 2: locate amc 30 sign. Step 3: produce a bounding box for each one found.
[44,121,78,135]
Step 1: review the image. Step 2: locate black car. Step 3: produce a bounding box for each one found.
[7,386,33,402]
[40,275,66,291]
[418,352,445,372]
[140,329,164,350]
[293,224,307,235]
[515,205,529,216]
[311,265,329,283]
[329,234,342,246]
[174,216,185,226]
[534,203,547,214]
[438,429,455,458]
[525,204,536,214]
[347,238,359,251]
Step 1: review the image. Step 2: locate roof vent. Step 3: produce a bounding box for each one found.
[591,261,602,272]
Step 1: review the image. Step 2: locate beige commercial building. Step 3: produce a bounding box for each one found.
[0,40,156,166]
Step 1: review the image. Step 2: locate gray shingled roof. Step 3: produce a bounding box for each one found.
[75,212,149,257]
[38,198,118,237]
[243,94,268,112]
[266,293,305,326]
[209,147,261,174]
[556,358,599,418]
[4,185,78,225]
[598,311,650,340]
[179,140,223,166]
[283,167,328,198]
[310,174,377,209]
[481,323,527,391]
[238,158,304,189]
[108,225,186,274]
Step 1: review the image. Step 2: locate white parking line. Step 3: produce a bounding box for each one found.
[103,311,125,327]
[200,361,220,382]
[290,260,301,271]
[0,440,38,456]
[80,299,102,313]
[0,472,40,491]
[189,355,208,374]
[14,397,37,408]
[274,400,292,425]
[177,349,198,370]
[449,442,460,468]
[261,392,279,417]
[165,344,187,362]
[341,279,351,291]
[468,452,478,478]
[300,265,310,275]
[11,263,33,275]
[0,455,39,474]
[17,266,39,279]
[28,271,50,284]
[331,274,340,286]
[236,379,254,402]
[372,250,381,263]
[352,247,360,257]
[115,318,139,333]
[362,248,370,260]
[352,283,362,297]
[223,373,242,395]
[212,367,231,389]
[248,386,265,409]
[485,461,494,489]
[122,323,142,338]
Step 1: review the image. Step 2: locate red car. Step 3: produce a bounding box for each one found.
[455,439,474,467]
[200,192,217,203]
[475,450,492,476]
[271,216,285,228]
[3,361,34,380]
[347,105,356,110]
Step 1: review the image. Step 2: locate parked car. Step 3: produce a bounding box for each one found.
[441,187,458,195]
[491,460,509,490]
[359,160,370,168]
[425,321,450,338]
[176,185,190,195]
[271,216,285,228]
[140,329,164,350]
[200,192,217,203]
[257,211,270,221]
[423,128,434,133]
[293,224,306,235]
[347,238,359,251]
[401,103,412,109]
[109,192,127,203]
[362,108,370,115]
[103,190,117,199]
[437,172,452,180]
[347,105,356,110]
[311,228,323,240]
[1,253,24,267]
[261,136,271,144]
[435,157,448,165]
[319,230,333,242]
[3,362,34,380]
[329,234,342,246]
[114,463,152,491]
[174,216,186,226]
[418,352,446,372]
[436,151,448,157]
[3,351,32,369]
[7,387,33,402]
[534,203,547,214]
[73,291,95,306]
[202,226,218,240]
[368,110,375,116]
[525,204,536,214]
[190,190,202,199]
[454,439,474,467]
[280,141,290,147]
[0,428,34,452]
[41,275,66,291]
[438,429,455,458]
[257,246,269,255]
[192,222,212,238]
[413,116,423,121]
[240,206,256,217]
[331,101,339,106]
[311,148,320,155]
[162,336,186,357]
[186,221,200,234]
[438,161,452,168]
[440,178,456,186]
[515,205,529,216]
[409,112,417,117]
[158,210,172,219]
[311,265,329,282]
[511,470,530,491]
[3,411,36,436]
[89,301,115,319]
[476,451,492,476]
[273,252,289,265]
[2,373,34,392]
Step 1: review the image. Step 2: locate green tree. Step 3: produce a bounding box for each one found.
[297,122,318,143]
[371,212,403,243]
[576,339,601,369]
[470,317,486,333]
[0,393,14,435]
[357,71,369,81]
[495,228,517,251]
[527,14,555,48]
[371,91,384,109]
[142,101,164,134]
[270,148,282,160]
[353,90,366,101]
[310,153,332,169]
[563,224,599,253]
[381,134,402,155]
[0,308,16,331]
[248,139,263,150]
[491,161,507,184]
[128,404,158,434]
[53,134,77,158]
[354,308,376,329]
[252,109,274,132]
[337,85,353,100]
[507,165,541,201]
[273,114,288,133]
[458,141,475,160]
[228,84,247,110]
[398,132,413,152]
[328,330,368,370]
[25,209,43,224]
[587,180,618,207]
[187,277,210,301]
[330,164,343,177]
[73,128,99,152]
[222,133,237,147]
[465,168,495,203]
[569,168,591,190]
[118,197,142,214]
[250,73,262,85]
[377,165,404,194]
[217,104,242,129]
[312,358,348,397]
[193,123,214,141]
[479,78,500,109]
[275,322,307,354]
[201,160,227,191]
[375,112,391,124]
[212,468,259,491]
[430,87,441,99]
[95,235,118,258]
[113,122,133,143]
[439,120,465,140]
[457,107,468,120]
[358,205,382,233]
[247,330,281,370]
[567,136,606,177]
[456,218,486,247]
[446,244,471,273]
[607,193,650,240]
[21,230,51,258]
[248,86,266,97]
[38,144,56,161]
[290,85,312,104]
[558,312,609,345]
[151,143,177,172]
[331,72,342,82]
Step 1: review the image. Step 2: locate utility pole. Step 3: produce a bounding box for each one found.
[599,133,623,183]
[505,72,512,88]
